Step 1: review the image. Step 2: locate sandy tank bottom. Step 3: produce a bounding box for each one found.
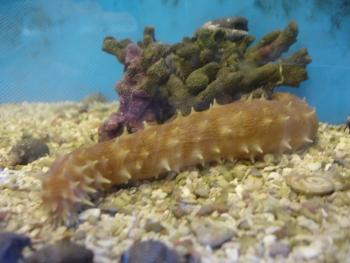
[0,100,350,263]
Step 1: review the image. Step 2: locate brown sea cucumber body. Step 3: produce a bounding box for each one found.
[41,92,318,224]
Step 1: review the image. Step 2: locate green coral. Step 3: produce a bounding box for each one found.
[102,17,312,122]
[244,21,298,64]
[185,62,220,93]
[166,74,193,116]
[102,37,132,64]
[142,26,156,47]
[166,67,245,115]
[140,42,168,70]
[195,69,245,109]
[147,58,170,85]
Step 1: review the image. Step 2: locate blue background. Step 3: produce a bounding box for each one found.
[0,0,349,124]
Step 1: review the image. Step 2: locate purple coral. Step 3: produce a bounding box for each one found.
[99,39,174,141]
[98,90,157,141]
[124,43,141,67]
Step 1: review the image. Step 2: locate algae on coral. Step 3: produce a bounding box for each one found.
[98,17,312,141]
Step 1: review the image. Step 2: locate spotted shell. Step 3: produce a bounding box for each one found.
[285,174,335,196]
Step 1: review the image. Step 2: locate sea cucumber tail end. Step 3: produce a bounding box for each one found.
[41,148,112,225]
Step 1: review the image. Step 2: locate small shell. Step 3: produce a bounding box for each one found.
[7,138,50,166]
[285,174,334,196]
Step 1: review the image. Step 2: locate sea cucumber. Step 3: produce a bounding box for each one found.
[41,92,318,224]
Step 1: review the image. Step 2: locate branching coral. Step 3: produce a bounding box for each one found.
[98,17,312,141]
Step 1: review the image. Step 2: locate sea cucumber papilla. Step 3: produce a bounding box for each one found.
[41,92,318,224]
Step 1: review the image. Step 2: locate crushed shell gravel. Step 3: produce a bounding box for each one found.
[0,101,350,263]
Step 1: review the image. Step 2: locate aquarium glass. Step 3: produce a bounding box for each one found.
[1,0,350,262]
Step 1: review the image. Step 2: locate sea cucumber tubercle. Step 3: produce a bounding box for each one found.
[41,92,318,224]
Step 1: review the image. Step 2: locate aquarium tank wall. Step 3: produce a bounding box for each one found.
[0,0,349,124]
[1,1,350,263]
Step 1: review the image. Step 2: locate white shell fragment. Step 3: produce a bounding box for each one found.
[191,219,236,248]
[284,174,335,196]
[78,208,101,221]
[307,162,322,172]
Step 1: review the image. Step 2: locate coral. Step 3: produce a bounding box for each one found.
[98,18,312,141]
[244,20,298,63]
[7,138,50,167]
[26,239,93,263]
[185,62,220,93]
[101,36,132,64]
[121,240,179,263]
[0,232,33,263]
[41,92,318,224]
[98,90,156,140]
[345,116,350,133]
[98,37,175,141]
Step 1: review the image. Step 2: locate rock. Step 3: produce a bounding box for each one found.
[263,153,276,164]
[269,242,290,257]
[191,219,236,248]
[334,151,348,159]
[216,176,230,188]
[333,159,350,169]
[26,239,93,263]
[193,186,209,198]
[145,222,165,233]
[307,162,322,172]
[294,245,320,259]
[121,240,179,263]
[0,232,33,263]
[237,219,251,230]
[231,169,245,180]
[239,234,257,250]
[78,208,101,222]
[267,172,281,181]
[73,230,86,240]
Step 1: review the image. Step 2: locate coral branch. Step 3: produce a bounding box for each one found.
[98,17,312,141]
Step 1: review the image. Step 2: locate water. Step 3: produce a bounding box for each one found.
[0,0,349,124]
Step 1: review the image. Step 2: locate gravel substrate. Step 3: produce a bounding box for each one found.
[0,100,350,263]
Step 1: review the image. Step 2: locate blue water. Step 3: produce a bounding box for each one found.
[0,0,349,124]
